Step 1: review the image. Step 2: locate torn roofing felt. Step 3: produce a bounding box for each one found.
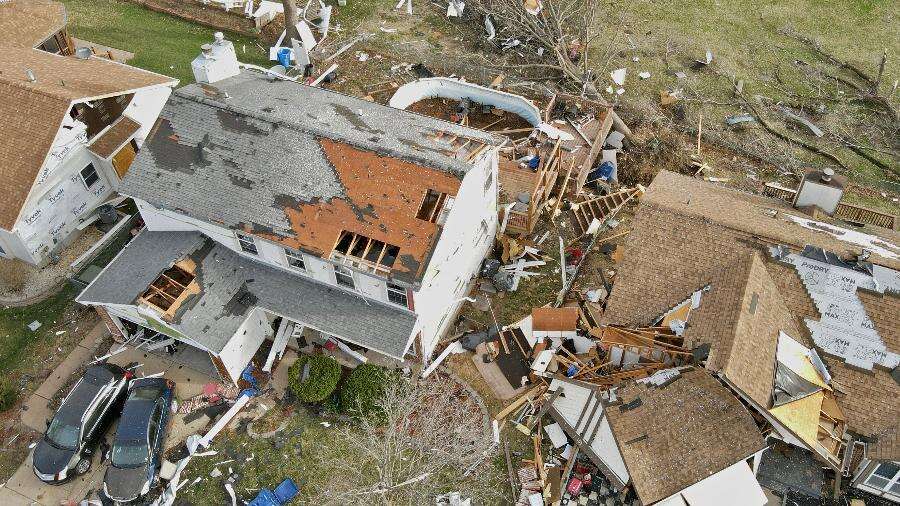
[121,70,502,283]
[78,230,417,358]
[772,362,822,407]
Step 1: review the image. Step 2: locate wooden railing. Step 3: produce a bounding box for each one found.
[763,182,896,230]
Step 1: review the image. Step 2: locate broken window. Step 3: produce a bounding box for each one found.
[80,163,99,189]
[139,263,196,314]
[416,190,453,224]
[284,248,305,270]
[331,231,400,275]
[334,264,355,289]
[236,233,258,255]
[387,282,408,307]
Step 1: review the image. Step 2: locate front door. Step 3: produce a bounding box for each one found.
[111,139,138,178]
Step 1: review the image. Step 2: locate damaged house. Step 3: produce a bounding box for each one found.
[548,367,769,505]
[77,37,504,382]
[0,0,177,266]
[600,170,900,501]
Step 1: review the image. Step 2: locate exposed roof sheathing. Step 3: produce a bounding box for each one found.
[532,307,580,331]
[0,0,176,231]
[123,70,498,283]
[604,368,765,505]
[602,171,900,456]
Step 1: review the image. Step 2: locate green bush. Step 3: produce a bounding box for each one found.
[339,364,391,418]
[0,381,18,411]
[288,355,342,403]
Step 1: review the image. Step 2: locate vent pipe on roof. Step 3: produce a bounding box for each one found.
[214,31,225,45]
[25,69,36,82]
[821,167,834,182]
[74,47,92,60]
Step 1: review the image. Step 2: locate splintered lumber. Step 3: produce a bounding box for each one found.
[570,186,644,236]
[527,387,564,429]
[495,386,547,421]
[550,159,576,217]
[583,363,667,387]
[591,326,692,356]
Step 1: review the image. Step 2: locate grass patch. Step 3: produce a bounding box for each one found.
[60,0,269,85]
[0,285,79,375]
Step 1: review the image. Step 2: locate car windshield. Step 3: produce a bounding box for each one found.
[111,441,148,468]
[45,417,80,450]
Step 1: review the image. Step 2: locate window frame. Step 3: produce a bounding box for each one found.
[236,232,258,255]
[386,282,408,307]
[80,163,100,189]
[333,264,355,289]
[284,248,306,271]
[864,462,900,495]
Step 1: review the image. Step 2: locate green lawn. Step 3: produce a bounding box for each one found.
[584,0,899,199]
[0,285,80,377]
[60,0,270,85]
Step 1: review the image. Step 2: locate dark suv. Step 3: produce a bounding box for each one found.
[102,377,175,504]
[33,363,130,483]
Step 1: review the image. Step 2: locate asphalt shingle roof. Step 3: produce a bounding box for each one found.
[78,230,417,358]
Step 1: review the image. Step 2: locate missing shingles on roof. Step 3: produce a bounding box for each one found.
[221,283,258,318]
[146,118,197,175]
[331,103,385,135]
[229,174,254,190]
[216,108,268,135]
[624,434,648,445]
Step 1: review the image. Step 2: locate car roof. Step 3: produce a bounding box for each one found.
[114,382,165,441]
[56,365,119,425]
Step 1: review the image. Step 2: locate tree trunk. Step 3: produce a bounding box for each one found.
[281,0,300,42]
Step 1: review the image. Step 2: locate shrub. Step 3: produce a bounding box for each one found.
[339,364,391,419]
[287,355,341,403]
[0,381,18,411]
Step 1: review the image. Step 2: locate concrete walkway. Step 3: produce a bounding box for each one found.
[20,322,109,432]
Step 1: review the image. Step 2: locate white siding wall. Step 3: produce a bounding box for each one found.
[411,148,499,358]
[6,86,172,266]
[103,302,213,352]
[135,199,396,305]
[218,308,270,381]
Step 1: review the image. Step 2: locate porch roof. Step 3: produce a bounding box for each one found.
[78,230,417,358]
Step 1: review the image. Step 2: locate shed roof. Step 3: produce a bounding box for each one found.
[532,307,580,331]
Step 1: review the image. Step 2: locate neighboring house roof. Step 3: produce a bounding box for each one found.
[602,171,900,457]
[77,231,417,359]
[532,307,580,331]
[0,1,176,231]
[88,115,141,159]
[604,368,765,505]
[0,0,66,49]
[121,71,503,283]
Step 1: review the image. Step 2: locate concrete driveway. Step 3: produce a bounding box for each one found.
[6,335,222,505]
[0,443,106,505]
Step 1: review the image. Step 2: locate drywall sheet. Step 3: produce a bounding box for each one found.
[677,461,767,506]
[784,253,899,370]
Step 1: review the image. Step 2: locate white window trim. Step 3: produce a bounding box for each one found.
[80,163,100,189]
[236,232,258,255]
[386,282,408,307]
[860,462,900,497]
[333,263,355,289]
[283,248,306,271]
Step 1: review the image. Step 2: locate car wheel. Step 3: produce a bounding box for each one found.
[75,457,91,475]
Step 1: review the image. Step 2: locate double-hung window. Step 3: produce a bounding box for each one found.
[284,248,305,270]
[334,264,355,289]
[387,282,408,307]
[80,163,100,189]
[236,233,258,255]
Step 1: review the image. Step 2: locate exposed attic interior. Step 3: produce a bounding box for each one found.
[416,189,453,224]
[138,258,200,321]
[71,93,134,139]
[331,231,400,276]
